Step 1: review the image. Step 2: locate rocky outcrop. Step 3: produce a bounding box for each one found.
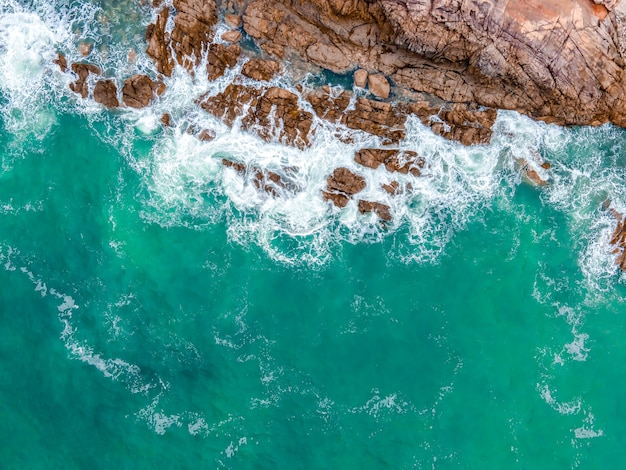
[240,0,626,128]
[358,199,392,221]
[241,59,281,82]
[93,80,119,108]
[355,148,424,176]
[146,0,218,75]
[206,43,241,80]
[199,85,313,148]
[69,63,101,98]
[322,167,366,208]
[122,75,163,108]
[307,87,496,145]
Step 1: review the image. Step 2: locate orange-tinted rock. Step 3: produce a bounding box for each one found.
[78,42,92,56]
[326,167,366,195]
[241,59,280,81]
[122,74,160,108]
[368,73,390,99]
[221,30,242,43]
[69,63,101,98]
[354,69,368,88]
[93,80,119,108]
[199,84,313,148]
[207,43,241,80]
[358,199,392,221]
[222,159,290,196]
[355,148,424,175]
[160,113,171,126]
[170,0,218,70]
[381,181,399,195]
[53,53,67,72]
[198,129,216,141]
[608,208,626,270]
[145,8,174,76]
[224,14,242,28]
[322,191,350,208]
[146,0,218,75]
[307,88,407,144]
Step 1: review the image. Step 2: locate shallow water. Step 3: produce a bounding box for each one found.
[1,1,626,468]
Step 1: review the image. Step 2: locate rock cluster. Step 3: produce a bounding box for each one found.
[355,148,424,176]
[240,0,626,127]
[222,159,294,196]
[322,167,367,208]
[199,84,313,148]
[307,87,496,145]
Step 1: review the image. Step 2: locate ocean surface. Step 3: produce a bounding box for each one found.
[1,1,626,468]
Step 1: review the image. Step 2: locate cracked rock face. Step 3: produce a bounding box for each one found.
[241,0,626,127]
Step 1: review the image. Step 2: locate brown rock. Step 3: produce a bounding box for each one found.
[207,43,241,80]
[322,191,350,208]
[326,167,366,195]
[355,148,423,176]
[160,113,171,126]
[381,181,399,195]
[354,69,368,88]
[145,8,174,76]
[122,74,159,108]
[69,63,101,98]
[53,53,67,72]
[358,199,392,221]
[238,0,626,128]
[221,30,242,43]
[146,0,218,75]
[222,159,290,196]
[171,0,218,70]
[224,14,242,28]
[241,59,281,81]
[608,208,626,270]
[367,74,390,99]
[93,80,119,108]
[199,84,313,148]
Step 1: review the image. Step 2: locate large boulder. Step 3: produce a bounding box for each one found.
[122,75,163,108]
[93,80,119,108]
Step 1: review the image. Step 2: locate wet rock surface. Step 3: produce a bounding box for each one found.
[122,74,162,108]
[222,159,293,196]
[199,84,313,148]
[241,59,281,82]
[93,80,119,108]
[358,199,392,221]
[207,43,241,80]
[69,63,101,98]
[609,208,626,270]
[355,148,424,176]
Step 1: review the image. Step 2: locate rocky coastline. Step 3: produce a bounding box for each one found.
[54,0,626,268]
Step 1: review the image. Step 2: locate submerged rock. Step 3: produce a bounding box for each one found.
[609,208,626,270]
[358,199,392,221]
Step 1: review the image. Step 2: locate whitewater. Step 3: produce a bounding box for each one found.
[1,0,626,468]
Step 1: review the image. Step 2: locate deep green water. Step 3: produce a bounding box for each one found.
[2,1,626,468]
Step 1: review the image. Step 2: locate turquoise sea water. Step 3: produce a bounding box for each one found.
[2,1,626,468]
